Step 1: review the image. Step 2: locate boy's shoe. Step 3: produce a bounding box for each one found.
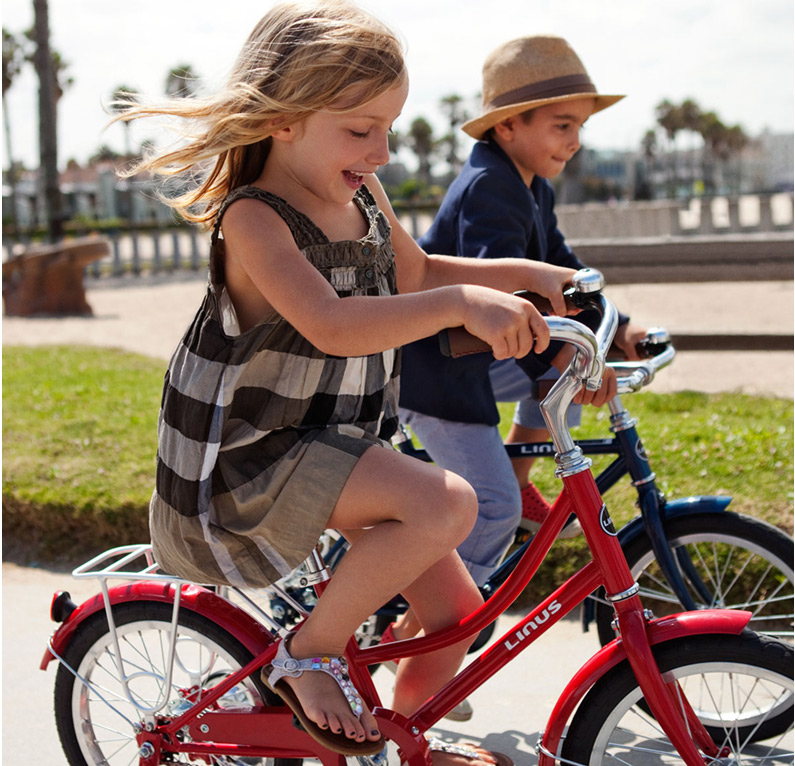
[518,482,582,539]
[444,697,474,721]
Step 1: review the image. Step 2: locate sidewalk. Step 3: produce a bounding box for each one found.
[2,275,793,398]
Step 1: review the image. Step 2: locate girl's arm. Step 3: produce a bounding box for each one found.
[221,197,549,360]
[367,178,575,316]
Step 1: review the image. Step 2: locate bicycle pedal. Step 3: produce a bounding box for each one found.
[291,713,306,732]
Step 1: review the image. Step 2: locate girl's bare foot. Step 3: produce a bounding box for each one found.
[264,631,382,750]
[280,663,381,745]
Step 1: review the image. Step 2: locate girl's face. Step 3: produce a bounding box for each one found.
[273,78,409,206]
[496,97,595,185]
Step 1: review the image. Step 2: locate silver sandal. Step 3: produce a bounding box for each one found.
[262,634,385,756]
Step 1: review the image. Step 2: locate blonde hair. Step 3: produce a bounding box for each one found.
[119,1,405,225]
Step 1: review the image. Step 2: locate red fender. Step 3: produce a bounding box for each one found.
[538,609,751,764]
[41,580,274,670]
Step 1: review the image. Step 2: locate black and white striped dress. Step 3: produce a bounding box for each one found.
[149,185,401,588]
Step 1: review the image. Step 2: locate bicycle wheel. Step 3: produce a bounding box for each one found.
[595,511,794,647]
[559,631,794,765]
[53,600,276,766]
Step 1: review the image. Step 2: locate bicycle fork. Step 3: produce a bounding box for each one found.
[563,463,721,764]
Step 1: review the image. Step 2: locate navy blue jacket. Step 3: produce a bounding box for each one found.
[400,138,587,426]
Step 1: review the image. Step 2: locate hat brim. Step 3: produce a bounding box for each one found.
[462,93,625,140]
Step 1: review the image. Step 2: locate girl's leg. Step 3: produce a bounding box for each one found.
[390,551,483,715]
[280,445,479,746]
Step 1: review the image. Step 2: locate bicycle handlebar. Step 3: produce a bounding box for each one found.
[611,329,676,394]
[436,269,681,455]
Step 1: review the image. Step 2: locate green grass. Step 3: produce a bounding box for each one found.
[3,346,793,583]
[3,345,165,561]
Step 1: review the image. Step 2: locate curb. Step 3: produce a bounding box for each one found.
[672,333,793,351]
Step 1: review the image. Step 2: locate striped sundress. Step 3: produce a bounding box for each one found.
[149,184,401,588]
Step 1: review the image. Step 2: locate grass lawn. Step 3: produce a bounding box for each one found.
[3,345,793,580]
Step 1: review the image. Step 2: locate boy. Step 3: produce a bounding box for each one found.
[400,35,647,588]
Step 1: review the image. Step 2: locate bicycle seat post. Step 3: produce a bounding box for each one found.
[301,547,331,588]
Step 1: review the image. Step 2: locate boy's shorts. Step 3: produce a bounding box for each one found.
[489,358,582,430]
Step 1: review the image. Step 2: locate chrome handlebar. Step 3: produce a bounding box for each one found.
[610,328,676,394]
[540,283,618,456]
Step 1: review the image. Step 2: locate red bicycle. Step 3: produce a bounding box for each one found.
[42,271,793,765]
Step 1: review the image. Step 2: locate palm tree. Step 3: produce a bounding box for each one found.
[32,0,63,241]
[722,124,749,193]
[699,111,724,194]
[407,116,434,187]
[637,129,658,199]
[110,84,138,157]
[438,93,468,176]
[655,99,682,196]
[2,27,25,228]
[678,98,703,190]
[698,113,748,193]
[165,64,199,99]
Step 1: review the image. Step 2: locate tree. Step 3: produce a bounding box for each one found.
[437,93,468,176]
[110,84,138,157]
[636,129,658,199]
[2,27,25,228]
[406,116,434,186]
[89,144,124,164]
[655,99,683,195]
[686,107,748,194]
[32,0,63,241]
[165,63,199,99]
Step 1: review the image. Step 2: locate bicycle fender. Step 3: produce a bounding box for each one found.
[617,495,732,547]
[538,609,750,765]
[40,581,274,670]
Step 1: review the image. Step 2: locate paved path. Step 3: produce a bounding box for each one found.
[3,275,793,397]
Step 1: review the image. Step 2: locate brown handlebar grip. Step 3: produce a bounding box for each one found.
[438,290,578,359]
[439,326,492,358]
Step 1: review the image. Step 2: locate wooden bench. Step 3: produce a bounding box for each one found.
[2,237,109,316]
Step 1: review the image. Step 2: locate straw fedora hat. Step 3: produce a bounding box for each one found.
[462,36,624,140]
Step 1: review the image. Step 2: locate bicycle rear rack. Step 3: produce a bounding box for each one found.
[52,543,328,720]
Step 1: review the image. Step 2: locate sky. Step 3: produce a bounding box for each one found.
[3,0,793,171]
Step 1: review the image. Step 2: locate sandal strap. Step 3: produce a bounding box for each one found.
[267,636,365,717]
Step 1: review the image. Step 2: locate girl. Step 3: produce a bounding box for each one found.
[122,1,575,760]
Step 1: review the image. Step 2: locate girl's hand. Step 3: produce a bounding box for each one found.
[523,263,578,316]
[460,286,550,360]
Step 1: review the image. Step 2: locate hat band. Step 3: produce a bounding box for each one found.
[488,73,596,110]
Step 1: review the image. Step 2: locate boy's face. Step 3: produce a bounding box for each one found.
[494,97,595,185]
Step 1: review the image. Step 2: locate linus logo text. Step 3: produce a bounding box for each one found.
[503,600,562,651]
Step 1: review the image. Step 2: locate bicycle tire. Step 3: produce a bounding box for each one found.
[53,600,287,766]
[559,630,794,765]
[595,511,795,647]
